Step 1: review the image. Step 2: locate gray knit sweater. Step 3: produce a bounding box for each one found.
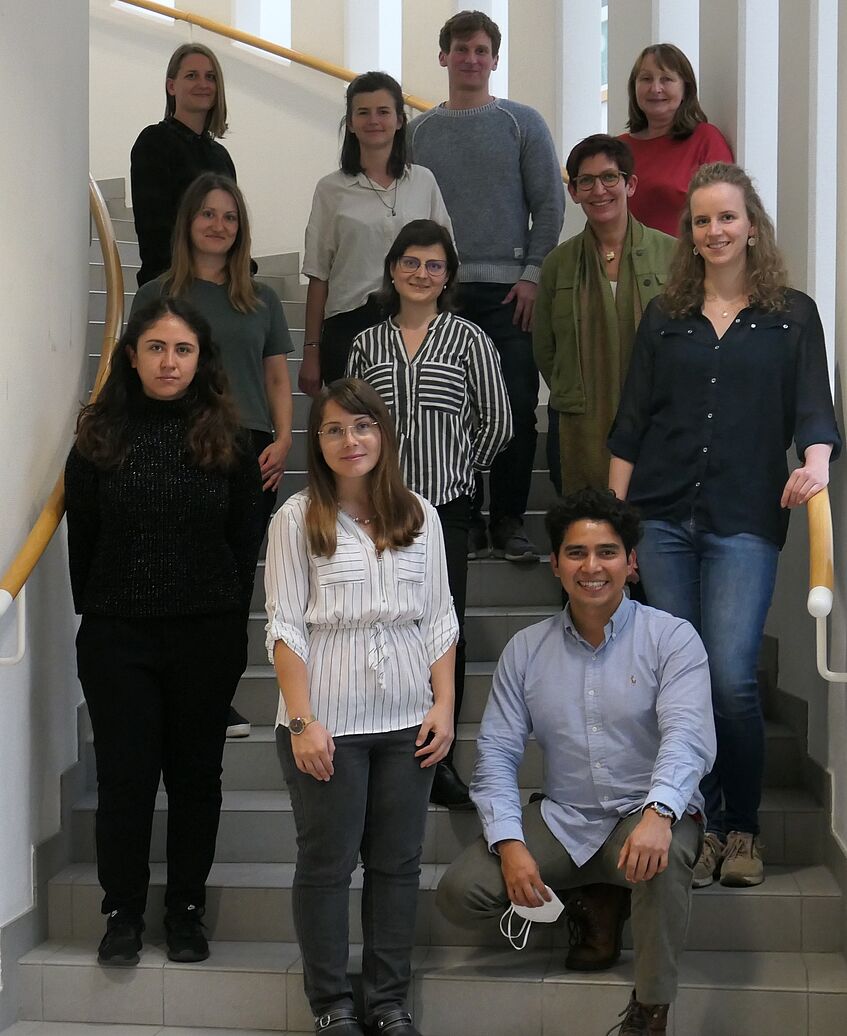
[408,99,565,285]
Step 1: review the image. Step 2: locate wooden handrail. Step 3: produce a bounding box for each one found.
[119,0,435,112]
[807,487,834,615]
[0,178,124,616]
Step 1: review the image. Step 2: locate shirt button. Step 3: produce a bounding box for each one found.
[711,377,717,383]
[735,318,741,323]
[588,690,595,696]
[714,345,720,350]
[703,447,709,453]
[643,278,651,286]
[751,322,757,328]
[595,762,601,769]
[707,412,713,418]
[783,324,789,329]
[592,726,598,732]
[687,329,693,334]
[695,481,701,487]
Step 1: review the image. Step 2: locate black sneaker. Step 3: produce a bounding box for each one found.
[97,910,144,967]
[490,517,540,563]
[165,904,209,962]
[226,705,251,738]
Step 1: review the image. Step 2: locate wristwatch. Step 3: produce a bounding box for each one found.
[289,715,317,735]
[644,801,676,821]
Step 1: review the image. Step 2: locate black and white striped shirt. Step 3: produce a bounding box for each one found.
[347,312,513,506]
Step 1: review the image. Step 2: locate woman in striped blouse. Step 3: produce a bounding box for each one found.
[265,378,458,1036]
[347,219,513,810]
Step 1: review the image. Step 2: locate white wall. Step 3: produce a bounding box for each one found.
[0,0,89,993]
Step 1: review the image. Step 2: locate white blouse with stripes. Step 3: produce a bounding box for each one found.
[264,490,459,736]
[346,312,513,506]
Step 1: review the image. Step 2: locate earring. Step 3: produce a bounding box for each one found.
[391,279,395,286]
[747,236,756,247]
[693,246,699,256]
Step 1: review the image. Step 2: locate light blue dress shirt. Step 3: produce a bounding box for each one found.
[470,594,716,867]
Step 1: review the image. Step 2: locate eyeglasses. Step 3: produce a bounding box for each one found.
[396,256,448,276]
[317,419,380,443]
[574,170,627,192]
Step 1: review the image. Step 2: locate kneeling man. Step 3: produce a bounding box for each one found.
[437,489,716,1034]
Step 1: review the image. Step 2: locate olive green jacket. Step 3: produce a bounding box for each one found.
[533,218,676,413]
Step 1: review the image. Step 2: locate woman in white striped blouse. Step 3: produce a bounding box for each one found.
[264,379,458,1036]
[346,219,513,811]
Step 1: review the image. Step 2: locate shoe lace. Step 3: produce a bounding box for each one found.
[724,832,759,862]
[604,997,645,1036]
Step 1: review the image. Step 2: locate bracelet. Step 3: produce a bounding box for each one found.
[304,341,320,349]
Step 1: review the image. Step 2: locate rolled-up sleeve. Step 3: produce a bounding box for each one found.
[420,500,459,665]
[264,504,312,664]
[471,633,533,850]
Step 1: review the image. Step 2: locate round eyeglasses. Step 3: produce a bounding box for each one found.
[574,170,627,192]
[396,256,448,276]
[317,419,380,443]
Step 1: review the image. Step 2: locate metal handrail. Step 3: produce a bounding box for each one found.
[0,177,125,636]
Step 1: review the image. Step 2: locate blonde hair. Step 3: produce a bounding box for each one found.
[166,173,258,314]
[165,43,228,138]
[663,162,787,317]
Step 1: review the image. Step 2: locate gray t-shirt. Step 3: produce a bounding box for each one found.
[131,278,293,433]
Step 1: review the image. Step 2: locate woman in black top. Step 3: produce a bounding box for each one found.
[131,43,236,286]
[65,298,262,967]
[609,163,840,889]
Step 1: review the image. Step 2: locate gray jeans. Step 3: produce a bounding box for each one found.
[276,724,433,1020]
[436,799,701,1004]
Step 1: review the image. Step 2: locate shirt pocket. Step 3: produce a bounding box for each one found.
[418,361,465,415]
[395,539,427,583]
[361,362,396,409]
[312,535,366,586]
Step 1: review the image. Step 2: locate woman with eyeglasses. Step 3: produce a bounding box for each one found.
[534,135,675,495]
[609,162,841,890]
[619,44,732,236]
[347,220,512,811]
[265,378,458,1036]
[298,72,452,397]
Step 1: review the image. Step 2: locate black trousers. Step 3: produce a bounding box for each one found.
[250,428,278,534]
[434,495,471,759]
[76,613,247,917]
[320,298,385,386]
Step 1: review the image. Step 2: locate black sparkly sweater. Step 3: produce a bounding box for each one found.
[65,397,263,618]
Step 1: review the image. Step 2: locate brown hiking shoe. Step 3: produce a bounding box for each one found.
[692,832,725,888]
[720,830,764,887]
[565,883,630,970]
[605,990,669,1035]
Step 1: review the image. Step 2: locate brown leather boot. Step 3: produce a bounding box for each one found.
[605,990,669,1034]
[564,883,630,970]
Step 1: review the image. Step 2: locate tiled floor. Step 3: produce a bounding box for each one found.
[4,1025,300,1035]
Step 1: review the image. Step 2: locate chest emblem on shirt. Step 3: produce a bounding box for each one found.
[630,674,637,684]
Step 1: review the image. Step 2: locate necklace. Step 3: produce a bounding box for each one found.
[604,250,616,263]
[363,172,398,217]
[704,292,748,318]
[340,507,375,526]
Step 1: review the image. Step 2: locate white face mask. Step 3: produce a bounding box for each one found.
[499,887,565,950]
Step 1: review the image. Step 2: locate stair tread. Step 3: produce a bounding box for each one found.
[49,859,841,898]
[21,938,847,991]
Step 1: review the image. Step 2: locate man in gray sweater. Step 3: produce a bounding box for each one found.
[409,9,565,564]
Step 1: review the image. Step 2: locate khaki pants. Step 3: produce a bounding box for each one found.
[436,800,701,1004]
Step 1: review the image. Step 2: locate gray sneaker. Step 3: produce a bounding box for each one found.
[490,517,540,563]
[467,523,491,560]
[720,831,764,887]
[692,832,725,888]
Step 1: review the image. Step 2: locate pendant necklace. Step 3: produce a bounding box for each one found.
[363,172,398,217]
[340,507,375,526]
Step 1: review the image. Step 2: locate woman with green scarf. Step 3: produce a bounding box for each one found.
[534,134,675,495]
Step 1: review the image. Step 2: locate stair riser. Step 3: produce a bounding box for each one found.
[46,873,841,955]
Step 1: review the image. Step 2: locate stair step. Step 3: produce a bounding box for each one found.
[19,939,847,1035]
[46,860,842,956]
[71,783,826,868]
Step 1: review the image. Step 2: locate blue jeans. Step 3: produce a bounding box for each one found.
[636,520,779,836]
[276,725,433,1021]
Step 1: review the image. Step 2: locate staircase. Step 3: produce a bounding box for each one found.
[11,181,847,1035]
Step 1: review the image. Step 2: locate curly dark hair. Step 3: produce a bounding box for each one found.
[74,298,243,472]
[662,162,787,317]
[545,488,641,556]
[340,71,408,181]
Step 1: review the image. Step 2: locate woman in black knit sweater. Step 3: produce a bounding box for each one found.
[65,297,263,967]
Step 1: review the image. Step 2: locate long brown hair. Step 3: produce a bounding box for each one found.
[165,43,228,138]
[75,298,244,471]
[166,173,258,314]
[662,162,787,317]
[626,43,708,139]
[305,379,423,557]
